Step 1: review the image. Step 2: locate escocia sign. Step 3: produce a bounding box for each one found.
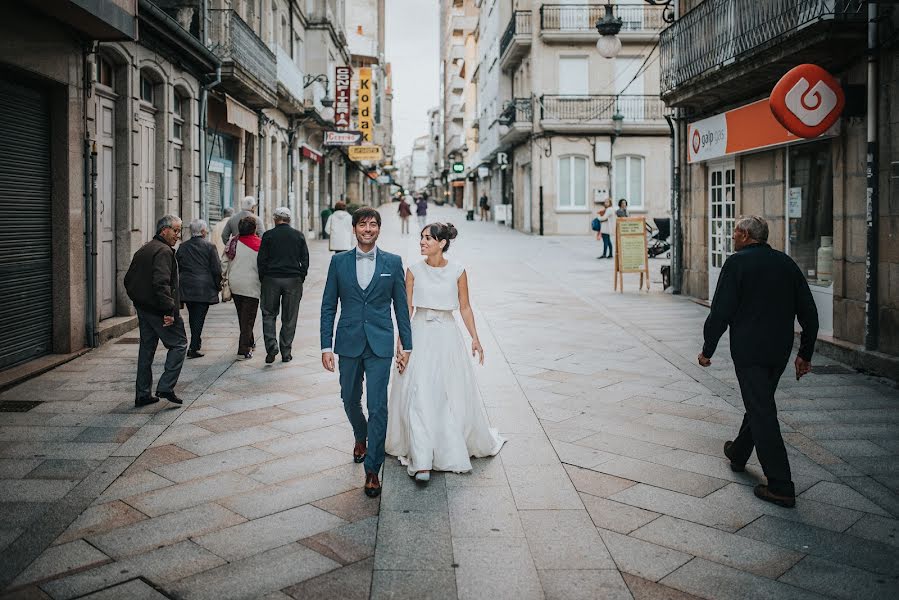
[769,64,845,138]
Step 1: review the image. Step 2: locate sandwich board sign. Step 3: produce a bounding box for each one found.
[614,217,650,292]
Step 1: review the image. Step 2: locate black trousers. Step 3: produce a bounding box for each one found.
[185,302,211,351]
[730,363,794,496]
[232,294,258,354]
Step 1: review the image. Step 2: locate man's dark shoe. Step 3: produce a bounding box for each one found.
[157,391,183,406]
[364,472,381,498]
[282,354,292,363]
[353,441,367,464]
[724,441,746,472]
[187,349,204,359]
[265,352,277,364]
[135,396,159,408]
[754,484,796,508]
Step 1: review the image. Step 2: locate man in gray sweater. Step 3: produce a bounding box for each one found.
[221,196,265,244]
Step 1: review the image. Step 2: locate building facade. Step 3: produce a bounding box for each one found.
[661,0,899,371]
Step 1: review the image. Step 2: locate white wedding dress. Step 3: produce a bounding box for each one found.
[386,259,505,475]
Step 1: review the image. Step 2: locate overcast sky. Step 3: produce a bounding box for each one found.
[385,0,439,162]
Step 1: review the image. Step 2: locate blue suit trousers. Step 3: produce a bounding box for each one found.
[338,342,391,475]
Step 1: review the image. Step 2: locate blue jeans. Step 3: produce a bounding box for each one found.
[338,342,392,475]
[135,308,187,398]
[601,233,613,257]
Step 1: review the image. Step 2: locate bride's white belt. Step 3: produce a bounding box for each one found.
[418,308,453,323]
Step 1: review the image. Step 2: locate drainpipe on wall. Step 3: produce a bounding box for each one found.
[665,114,681,295]
[864,1,879,351]
[82,43,99,348]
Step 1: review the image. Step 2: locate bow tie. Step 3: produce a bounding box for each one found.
[356,251,375,261]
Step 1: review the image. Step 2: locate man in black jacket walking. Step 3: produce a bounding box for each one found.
[258,207,310,364]
[699,215,818,508]
[124,215,187,407]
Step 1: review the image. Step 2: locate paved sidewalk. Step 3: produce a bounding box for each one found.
[2,205,898,599]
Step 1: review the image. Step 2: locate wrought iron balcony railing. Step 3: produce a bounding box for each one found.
[499,10,532,59]
[540,95,667,122]
[660,0,865,95]
[208,9,277,100]
[499,98,533,126]
[540,3,666,33]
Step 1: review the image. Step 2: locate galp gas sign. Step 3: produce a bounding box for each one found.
[769,64,845,138]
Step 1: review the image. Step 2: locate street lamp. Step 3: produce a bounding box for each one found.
[595,0,675,59]
[612,111,624,139]
[304,73,335,121]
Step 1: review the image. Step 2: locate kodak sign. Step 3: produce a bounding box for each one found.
[358,67,373,143]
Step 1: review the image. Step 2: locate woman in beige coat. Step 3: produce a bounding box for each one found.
[221,217,261,358]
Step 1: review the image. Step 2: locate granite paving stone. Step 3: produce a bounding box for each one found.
[778,555,898,600]
[0,480,79,503]
[598,527,693,582]
[192,504,346,561]
[25,460,102,481]
[122,471,264,517]
[374,509,453,571]
[620,573,703,600]
[845,513,899,548]
[452,537,543,600]
[150,446,275,483]
[239,446,350,484]
[75,579,169,600]
[660,558,825,600]
[93,470,174,504]
[299,516,378,565]
[593,456,730,498]
[11,540,110,587]
[447,484,525,538]
[565,464,637,498]
[172,425,285,456]
[582,493,660,534]
[53,501,147,546]
[285,557,374,600]
[504,464,583,510]
[312,488,381,522]
[370,568,457,600]
[798,480,892,516]
[519,509,615,569]
[632,516,804,578]
[537,569,633,600]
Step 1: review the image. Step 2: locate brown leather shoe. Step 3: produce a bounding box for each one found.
[353,441,366,464]
[724,441,746,472]
[364,472,381,498]
[754,484,796,508]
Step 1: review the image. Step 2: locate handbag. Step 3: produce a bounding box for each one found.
[220,252,232,302]
[591,217,602,232]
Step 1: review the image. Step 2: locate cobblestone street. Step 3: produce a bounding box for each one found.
[1,204,898,599]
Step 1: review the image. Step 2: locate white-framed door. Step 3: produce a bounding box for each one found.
[97,92,117,319]
[136,108,156,242]
[708,161,736,297]
[523,165,532,233]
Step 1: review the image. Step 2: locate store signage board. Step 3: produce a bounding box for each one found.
[452,162,464,173]
[614,217,650,292]
[687,98,838,164]
[358,67,373,142]
[788,187,803,219]
[324,131,363,146]
[349,145,382,161]
[335,66,352,129]
[770,64,845,138]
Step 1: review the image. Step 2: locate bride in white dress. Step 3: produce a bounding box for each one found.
[386,222,505,482]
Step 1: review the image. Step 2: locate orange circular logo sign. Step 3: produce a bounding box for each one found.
[769,64,844,138]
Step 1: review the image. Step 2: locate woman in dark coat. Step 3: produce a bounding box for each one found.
[176,219,222,358]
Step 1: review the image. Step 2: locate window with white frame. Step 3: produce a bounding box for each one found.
[614,155,644,210]
[558,155,588,209]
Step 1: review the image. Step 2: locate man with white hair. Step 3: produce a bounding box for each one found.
[258,207,309,363]
[124,215,187,407]
[221,196,265,244]
[699,215,818,509]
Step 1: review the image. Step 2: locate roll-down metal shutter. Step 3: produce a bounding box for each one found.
[0,77,53,369]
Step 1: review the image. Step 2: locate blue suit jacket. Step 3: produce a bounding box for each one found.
[320,248,413,358]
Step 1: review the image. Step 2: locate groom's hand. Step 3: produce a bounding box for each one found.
[399,350,411,372]
[322,352,336,372]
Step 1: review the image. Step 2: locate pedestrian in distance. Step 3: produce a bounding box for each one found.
[326,201,354,252]
[415,196,428,229]
[386,222,505,483]
[698,215,818,509]
[598,198,614,259]
[320,206,413,498]
[397,196,412,234]
[616,198,629,218]
[478,193,490,221]
[221,196,265,245]
[176,219,222,359]
[258,207,310,364]
[124,215,187,407]
[211,207,234,258]
[221,216,262,359]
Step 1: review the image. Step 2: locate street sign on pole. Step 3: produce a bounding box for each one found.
[349,145,382,161]
[323,131,363,146]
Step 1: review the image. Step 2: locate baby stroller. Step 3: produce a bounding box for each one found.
[647,218,671,258]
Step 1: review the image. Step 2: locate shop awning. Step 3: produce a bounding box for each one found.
[301,144,323,164]
[226,95,258,134]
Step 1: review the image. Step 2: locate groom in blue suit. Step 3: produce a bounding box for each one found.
[320,206,413,497]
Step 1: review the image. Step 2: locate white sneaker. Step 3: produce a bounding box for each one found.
[414,471,430,483]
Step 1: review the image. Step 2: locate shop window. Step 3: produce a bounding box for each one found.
[558,155,587,209]
[614,155,644,209]
[788,141,833,286]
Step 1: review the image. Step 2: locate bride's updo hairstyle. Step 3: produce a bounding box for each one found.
[423,222,458,252]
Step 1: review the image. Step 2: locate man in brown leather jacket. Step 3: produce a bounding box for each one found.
[124,215,187,407]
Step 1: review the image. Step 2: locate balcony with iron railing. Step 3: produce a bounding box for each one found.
[660,0,866,107]
[208,8,277,108]
[275,46,306,114]
[499,10,532,72]
[540,3,665,42]
[498,98,533,147]
[539,95,669,133]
